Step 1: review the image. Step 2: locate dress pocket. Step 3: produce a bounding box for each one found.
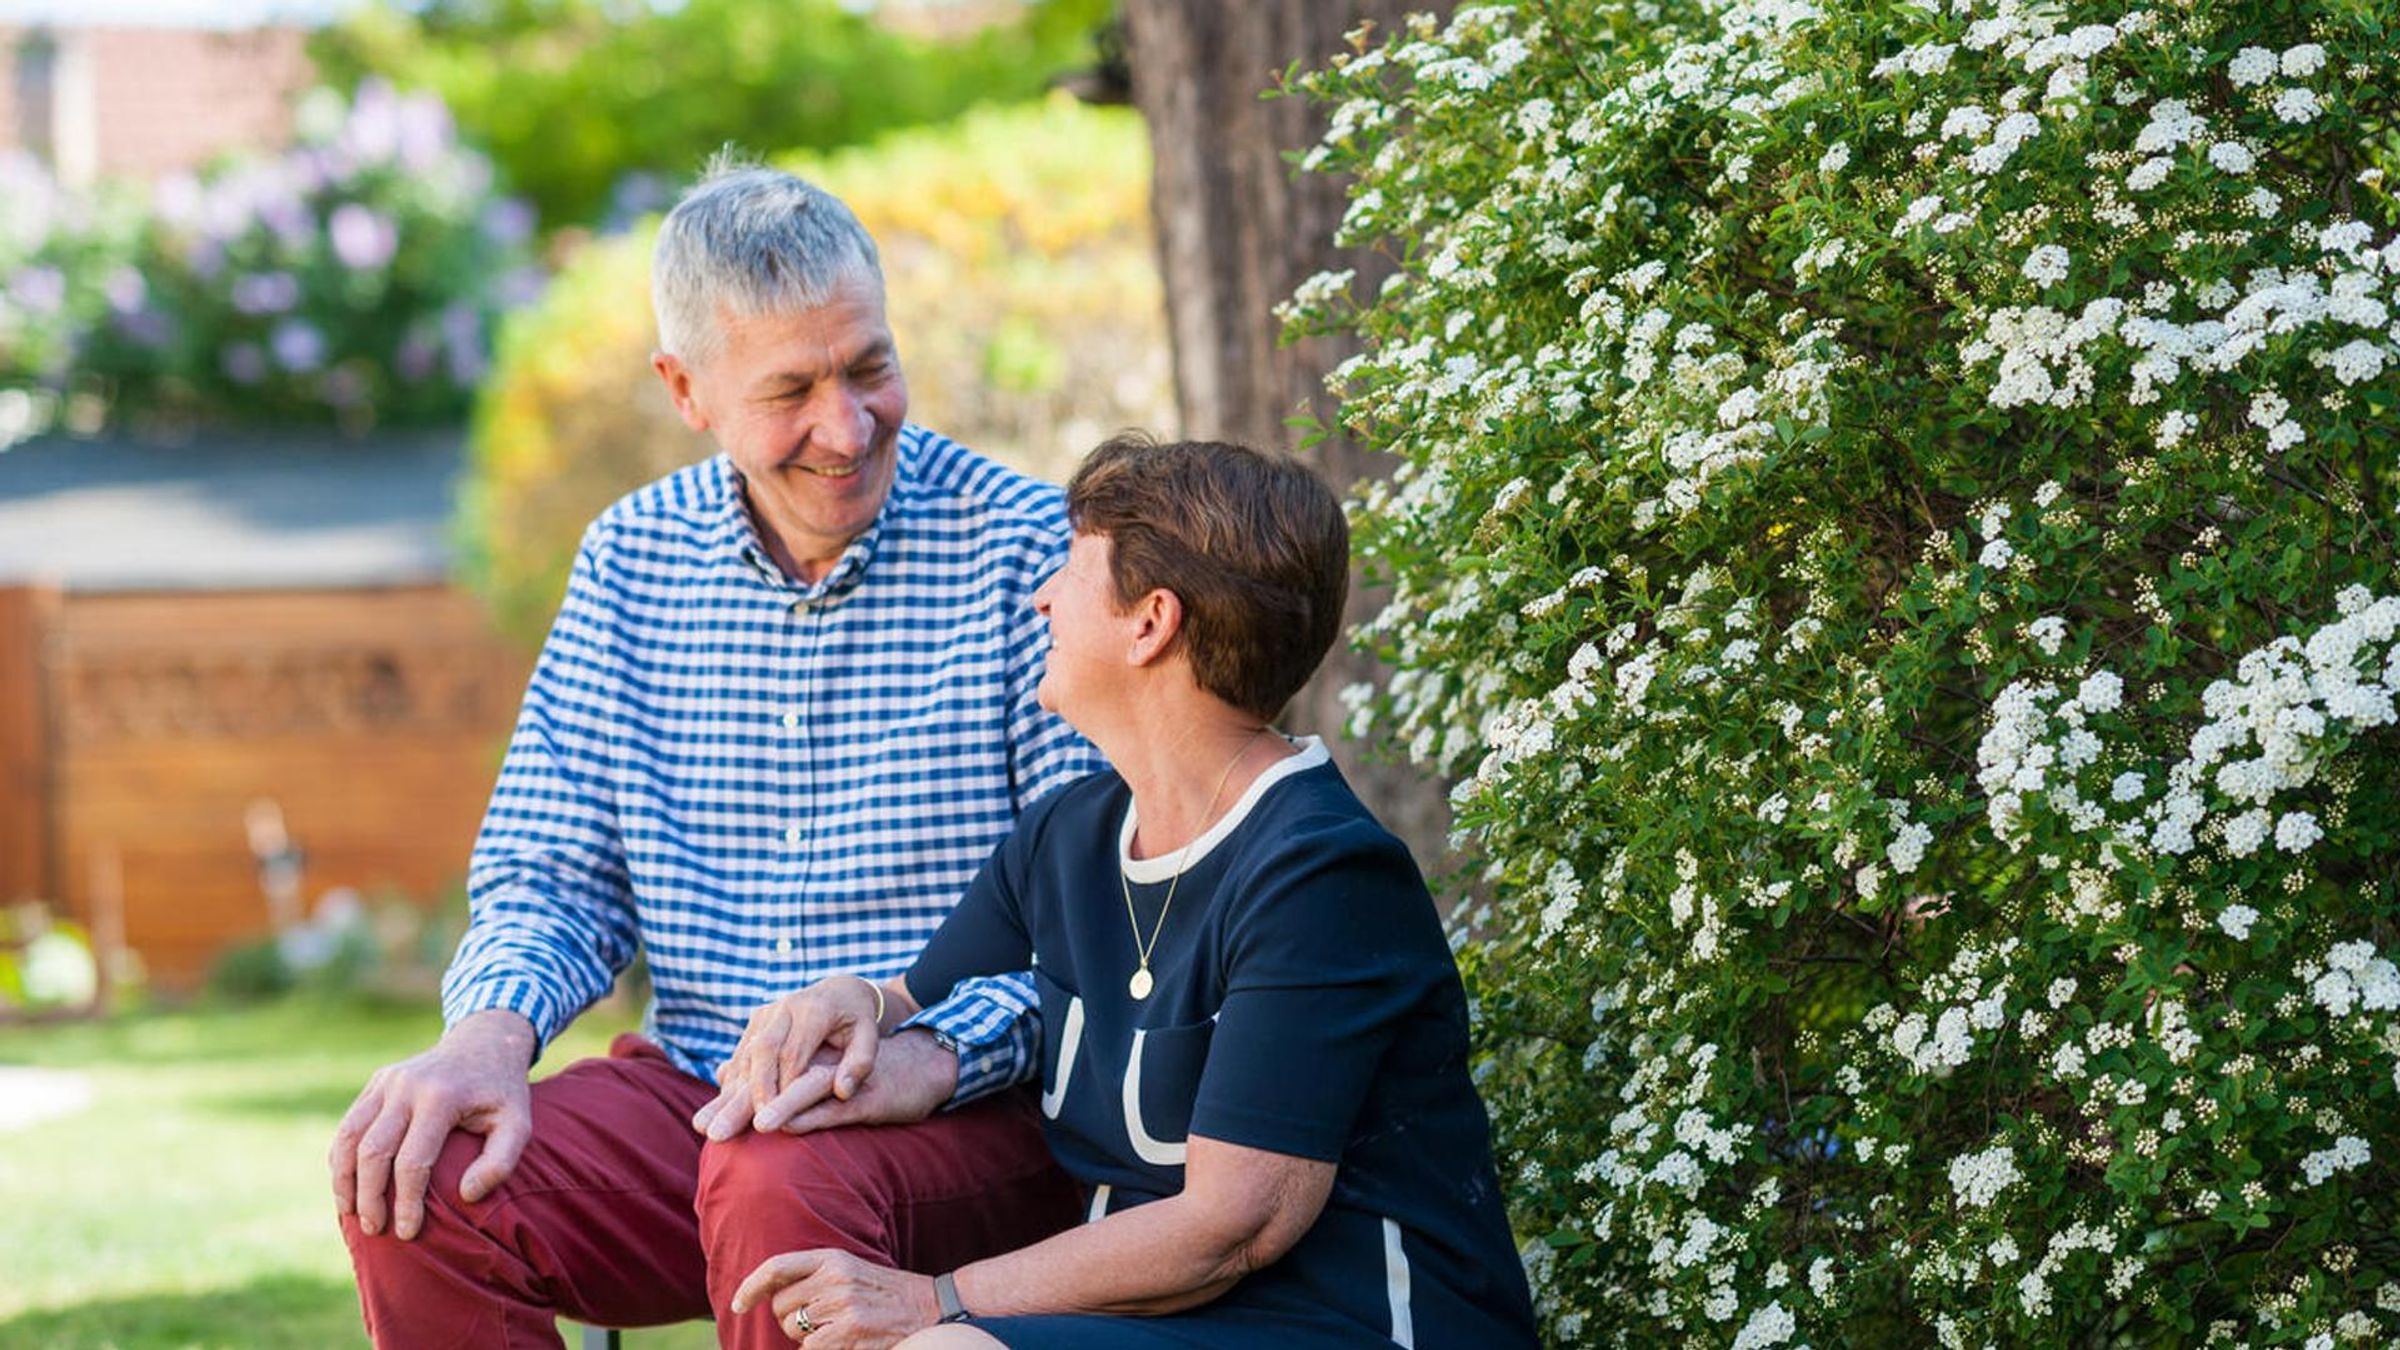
[1122,1016,1215,1167]
[1034,968,1085,1120]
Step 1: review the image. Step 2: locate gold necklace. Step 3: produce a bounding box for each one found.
[1119,727,1267,1001]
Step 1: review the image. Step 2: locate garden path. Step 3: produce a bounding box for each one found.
[0,1065,93,1132]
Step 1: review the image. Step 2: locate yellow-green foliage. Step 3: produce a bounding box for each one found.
[456,95,1170,648]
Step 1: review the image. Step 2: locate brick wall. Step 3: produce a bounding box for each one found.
[0,26,311,182]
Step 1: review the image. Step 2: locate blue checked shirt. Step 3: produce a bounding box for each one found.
[441,425,1102,1101]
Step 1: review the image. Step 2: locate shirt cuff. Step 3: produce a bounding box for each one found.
[440,975,568,1063]
[900,972,1039,1108]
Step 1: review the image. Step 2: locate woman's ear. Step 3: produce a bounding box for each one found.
[1126,588,1183,667]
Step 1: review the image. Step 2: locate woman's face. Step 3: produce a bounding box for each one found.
[1031,530,1139,723]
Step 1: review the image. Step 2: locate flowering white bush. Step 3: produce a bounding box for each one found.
[1293,1,2400,1343]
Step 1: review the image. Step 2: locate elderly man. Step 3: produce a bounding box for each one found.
[330,163,1094,1348]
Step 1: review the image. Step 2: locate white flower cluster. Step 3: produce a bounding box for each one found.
[1975,670,2121,850]
[2150,590,2400,855]
[1730,1299,1797,1349]
[1977,591,2400,864]
[1947,1143,2021,1208]
[2299,1135,2370,1187]
[2012,1221,2121,1317]
[2307,941,2400,1019]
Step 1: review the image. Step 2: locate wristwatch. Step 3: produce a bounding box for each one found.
[934,1271,973,1323]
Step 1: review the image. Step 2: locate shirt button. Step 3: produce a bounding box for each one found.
[784,824,806,846]
[776,937,795,954]
[781,712,800,728]
[790,599,811,616]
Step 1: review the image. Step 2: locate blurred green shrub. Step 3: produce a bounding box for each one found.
[207,936,300,1004]
[208,888,462,1007]
[457,95,1171,647]
[0,82,538,439]
[312,0,1116,228]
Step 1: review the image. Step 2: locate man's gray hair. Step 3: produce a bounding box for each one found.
[651,152,884,367]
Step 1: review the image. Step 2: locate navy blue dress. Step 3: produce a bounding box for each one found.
[906,741,1539,1348]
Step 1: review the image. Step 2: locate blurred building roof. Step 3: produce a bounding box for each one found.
[0,429,466,592]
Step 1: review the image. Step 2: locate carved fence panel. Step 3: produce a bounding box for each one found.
[43,584,529,986]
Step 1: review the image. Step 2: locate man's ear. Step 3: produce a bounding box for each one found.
[651,351,711,433]
[1127,588,1184,667]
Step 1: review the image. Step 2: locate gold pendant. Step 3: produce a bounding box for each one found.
[1128,966,1154,1000]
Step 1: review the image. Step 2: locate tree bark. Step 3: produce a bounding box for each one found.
[1121,0,1454,866]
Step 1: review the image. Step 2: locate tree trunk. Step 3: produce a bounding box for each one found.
[1121,0,1454,867]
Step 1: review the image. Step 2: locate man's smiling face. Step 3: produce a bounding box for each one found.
[653,276,907,581]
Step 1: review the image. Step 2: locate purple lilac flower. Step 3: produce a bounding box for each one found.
[255,194,314,253]
[271,318,326,373]
[104,267,146,314]
[440,301,484,384]
[186,238,226,280]
[312,145,360,188]
[319,363,368,408]
[230,271,302,316]
[328,203,399,271]
[8,266,66,316]
[199,180,252,244]
[113,309,172,348]
[152,171,203,230]
[344,79,402,166]
[602,171,671,234]
[286,151,331,197]
[480,198,536,247]
[496,266,547,308]
[222,341,268,384]
[395,94,454,171]
[394,331,438,383]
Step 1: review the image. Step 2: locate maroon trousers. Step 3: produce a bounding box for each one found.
[340,1035,1079,1349]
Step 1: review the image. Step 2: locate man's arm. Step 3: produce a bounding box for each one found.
[332,528,639,1235]
[896,971,1040,1104]
[441,529,641,1044]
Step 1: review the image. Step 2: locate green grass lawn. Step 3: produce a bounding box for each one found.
[0,997,716,1350]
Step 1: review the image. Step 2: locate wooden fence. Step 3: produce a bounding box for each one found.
[0,581,529,988]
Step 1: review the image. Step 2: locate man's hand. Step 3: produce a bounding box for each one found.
[693,976,890,1141]
[731,1248,940,1349]
[329,1009,535,1240]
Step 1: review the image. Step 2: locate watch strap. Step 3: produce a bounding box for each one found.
[934,1271,972,1323]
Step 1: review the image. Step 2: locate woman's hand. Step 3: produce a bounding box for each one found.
[694,975,889,1141]
[733,1248,941,1348]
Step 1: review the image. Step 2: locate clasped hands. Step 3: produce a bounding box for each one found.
[700,976,961,1346]
[692,974,956,1141]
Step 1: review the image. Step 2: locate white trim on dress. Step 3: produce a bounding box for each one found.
[1383,1217,1415,1347]
[1118,736,1331,884]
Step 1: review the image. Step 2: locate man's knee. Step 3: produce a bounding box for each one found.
[343,1126,503,1273]
[696,1128,887,1256]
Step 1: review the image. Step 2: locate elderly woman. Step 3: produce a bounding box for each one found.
[723,435,1539,1348]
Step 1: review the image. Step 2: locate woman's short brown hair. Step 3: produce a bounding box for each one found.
[1064,434,1349,721]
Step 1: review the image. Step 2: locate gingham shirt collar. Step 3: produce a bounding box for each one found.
[714,455,888,602]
